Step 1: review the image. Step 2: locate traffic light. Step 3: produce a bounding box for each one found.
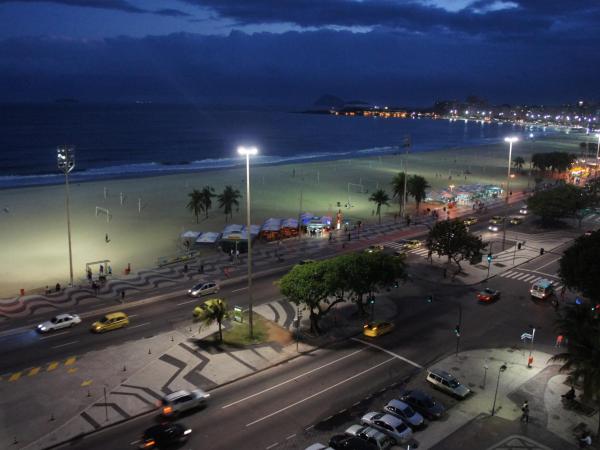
[540,248,545,255]
[394,280,399,288]
[487,253,493,263]
[426,295,433,303]
[368,295,375,305]
[454,325,460,336]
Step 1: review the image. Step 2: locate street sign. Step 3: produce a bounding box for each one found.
[521,332,533,341]
[233,306,243,323]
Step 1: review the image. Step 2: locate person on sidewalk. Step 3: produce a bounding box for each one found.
[121,290,125,302]
[520,400,529,423]
[555,334,564,347]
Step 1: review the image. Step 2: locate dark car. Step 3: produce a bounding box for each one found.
[140,423,191,449]
[330,435,378,450]
[400,390,445,420]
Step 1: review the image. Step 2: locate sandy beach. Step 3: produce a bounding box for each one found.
[0,131,582,297]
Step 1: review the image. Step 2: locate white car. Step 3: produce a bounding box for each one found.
[383,399,425,429]
[488,224,499,232]
[160,389,210,417]
[187,281,219,297]
[36,314,81,333]
[519,207,528,215]
[361,412,413,444]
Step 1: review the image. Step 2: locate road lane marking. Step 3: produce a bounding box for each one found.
[176,299,197,306]
[266,443,279,450]
[231,287,247,293]
[533,257,561,271]
[351,338,423,368]
[246,357,394,427]
[222,348,366,409]
[39,331,70,340]
[65,357,76,366]
[8,372,21,382]
[286,434,296,440]
[129,322,151,329]
[28,367,40,377]
[51,341,78,349]
[128,314,139,318]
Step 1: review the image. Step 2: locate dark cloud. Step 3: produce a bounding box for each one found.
[0,0,190,17]
[183,0,600,38]
[0,30,597,106]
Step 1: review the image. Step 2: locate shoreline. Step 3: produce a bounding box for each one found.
[0,133,582,297]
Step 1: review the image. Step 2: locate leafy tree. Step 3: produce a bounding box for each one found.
[344,252,407,315]
[550,303,600,436]
[531,152,576,175]
[218,185,242,222]
[559,232,600,302]
[278,261,341,335]
[198,185,215,218]
[512,156,525,172]
[426,219,485,273]
[391,172,407,216]
[186,189,203,223]
[407,175,430,213]
[527,184,589,226]
[369,189,390,224]
[197,298,229,343]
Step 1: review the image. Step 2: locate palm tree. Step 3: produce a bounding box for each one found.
[186,189,203,223]
[391,172,407,216]
[198,298,229,343]
[369,189,390,224]
[550,303,600,436]
[198,185,215,218]
[407,175,430,214]
[218,185,242,222]
[513,156,525,173]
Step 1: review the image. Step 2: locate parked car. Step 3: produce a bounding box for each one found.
[383,399,425,429]
[305,444,334,450]
[400,390,445,420]
[463,217,478,226]
[37,313,81,333]
[329,435,378,450]
[509,216,523,225]
[139,422,191,449]
[193,298,223,319]
[363,321,394,338]
[188,281,219,297]
[426,368,471,399]
[90,312,129,333]
[160,389,210,417]
[344,425,394,450]
[477,288,500,303]
[360,412,412,444]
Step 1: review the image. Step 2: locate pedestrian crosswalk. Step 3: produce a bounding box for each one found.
[499,270,564,291]
[382,241,430,258]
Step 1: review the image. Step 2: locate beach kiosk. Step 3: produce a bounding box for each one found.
[281,218,299,238]
[194,232,221,246]
[260,218,283,241]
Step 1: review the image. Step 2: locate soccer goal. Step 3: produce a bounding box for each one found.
[95,206,111,223]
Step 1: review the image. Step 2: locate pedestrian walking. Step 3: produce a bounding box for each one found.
[520,400,529,423]
[108,265,112,275]
[45,285,50,295]
[200,263,204,274]
[555,334,564,348]
[121,290,125,302]
[105,233,110,243]
[183,263,188,273]
[560,286,566,301]
[87,268,92,281]
[99,264,104,275]
[55,282,61,292]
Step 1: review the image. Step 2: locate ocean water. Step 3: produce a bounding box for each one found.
[0,103,538,188]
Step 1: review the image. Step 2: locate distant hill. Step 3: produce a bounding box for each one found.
[313,94,345,109]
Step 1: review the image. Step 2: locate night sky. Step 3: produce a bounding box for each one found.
[0,0,598,106]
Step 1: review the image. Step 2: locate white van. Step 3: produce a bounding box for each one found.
[530,279,554,300]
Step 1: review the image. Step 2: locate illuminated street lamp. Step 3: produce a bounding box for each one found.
[238,146,258,338]
[504,137,518,203]
[57,146,75,287]
[596,134,600,160]
[491,363,508,416]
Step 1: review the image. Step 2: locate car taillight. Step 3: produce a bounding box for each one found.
[142,440,156,448]
[163,406,173,415]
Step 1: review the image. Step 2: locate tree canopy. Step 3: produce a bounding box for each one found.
[527,184,592,226]
[369,189,390,224]
[186,189,203,223]
[531,152,576,174]
[407,175,430,213]
[426,219,485,273]
[391,172,407,216]
[559,231,600,302]
[218,185,242,222]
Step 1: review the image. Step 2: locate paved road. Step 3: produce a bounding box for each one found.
[57,240,570,450]
[0,273,282,375]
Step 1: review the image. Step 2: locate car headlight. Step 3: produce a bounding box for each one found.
[38,325,47,331]
[183,429,192,435]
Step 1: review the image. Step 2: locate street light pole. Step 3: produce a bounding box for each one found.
[502,137,518,250]
[491,363,507,416]
[57,146,75,287]
[455,303,462,356]
[596,133,600,160]
[238,146,258,338]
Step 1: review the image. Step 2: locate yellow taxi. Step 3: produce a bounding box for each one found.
[463,217,478,226]
[91,312,129,333]
[363,321,395,337]
[193,298,222,319]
